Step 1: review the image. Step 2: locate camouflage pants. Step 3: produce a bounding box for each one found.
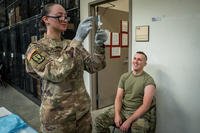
[40,111,92,133]
[95,108,154,133]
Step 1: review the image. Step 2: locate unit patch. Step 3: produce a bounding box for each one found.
[31,52,45,64]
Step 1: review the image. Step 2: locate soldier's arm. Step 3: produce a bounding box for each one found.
[127,84,156,122]
[25,42,77,83]
[119,84,155,132]
[126,75,156,123]
[81,45,106,74]
[114,87,124,127]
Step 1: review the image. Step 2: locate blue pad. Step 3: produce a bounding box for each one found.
[0,114,37,133]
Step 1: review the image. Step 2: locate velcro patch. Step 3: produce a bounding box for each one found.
[31,52,45,64]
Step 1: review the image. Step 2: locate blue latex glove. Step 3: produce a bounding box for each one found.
[95,30,108,46]
[74,16,93,42]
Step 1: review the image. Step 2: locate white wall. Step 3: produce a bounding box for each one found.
[132,0,200,133]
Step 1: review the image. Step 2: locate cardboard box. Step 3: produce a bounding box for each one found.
[15,6,21,22]
[8,8,15,26]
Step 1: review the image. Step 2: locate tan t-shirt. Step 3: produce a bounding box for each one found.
[118,71,156,115]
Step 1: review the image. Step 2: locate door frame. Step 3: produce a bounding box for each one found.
[88,0,132,110]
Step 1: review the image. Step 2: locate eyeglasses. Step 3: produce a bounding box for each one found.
[46,15,70,22]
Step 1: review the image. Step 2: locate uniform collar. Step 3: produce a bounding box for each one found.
[132,70,145,77]
[43,34,64,48]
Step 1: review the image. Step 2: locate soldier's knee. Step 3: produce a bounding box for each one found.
[95,115,111,130]
[95,116,103,127]
[131,118,149,133]
[95,115,100,122]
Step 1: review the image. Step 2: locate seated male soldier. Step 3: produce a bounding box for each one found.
[95,51,156,133]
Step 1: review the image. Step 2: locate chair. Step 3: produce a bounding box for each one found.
[0,64,6,88]
[112,124,131,133]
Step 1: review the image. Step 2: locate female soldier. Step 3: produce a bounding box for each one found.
[25,3,107,133]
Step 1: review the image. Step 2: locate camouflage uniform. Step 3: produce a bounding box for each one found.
[95,71,156,133]
[25,35,106,133]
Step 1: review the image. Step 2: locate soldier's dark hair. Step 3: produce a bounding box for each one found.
[40,3,57,26]
[136,51,148,61]
[39,3,58,33]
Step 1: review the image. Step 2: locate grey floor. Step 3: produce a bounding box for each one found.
[0,83,40,131]
[0,83,119,133]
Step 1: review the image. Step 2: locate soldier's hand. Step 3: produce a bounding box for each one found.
[95,29,108,46]
[74,16,93,42]
[120,119,131,132]
[114,114,122,128]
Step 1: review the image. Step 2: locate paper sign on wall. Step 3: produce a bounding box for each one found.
[112,32,120,46]
[135,25,149,42]
[121,33,128,47]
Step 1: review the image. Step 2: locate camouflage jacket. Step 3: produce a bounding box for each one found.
[25,35,106,123]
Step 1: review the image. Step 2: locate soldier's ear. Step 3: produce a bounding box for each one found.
[42,16,49,25]
[144,61,147,66]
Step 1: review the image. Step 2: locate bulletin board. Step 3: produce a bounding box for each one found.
[135,25,149,42]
